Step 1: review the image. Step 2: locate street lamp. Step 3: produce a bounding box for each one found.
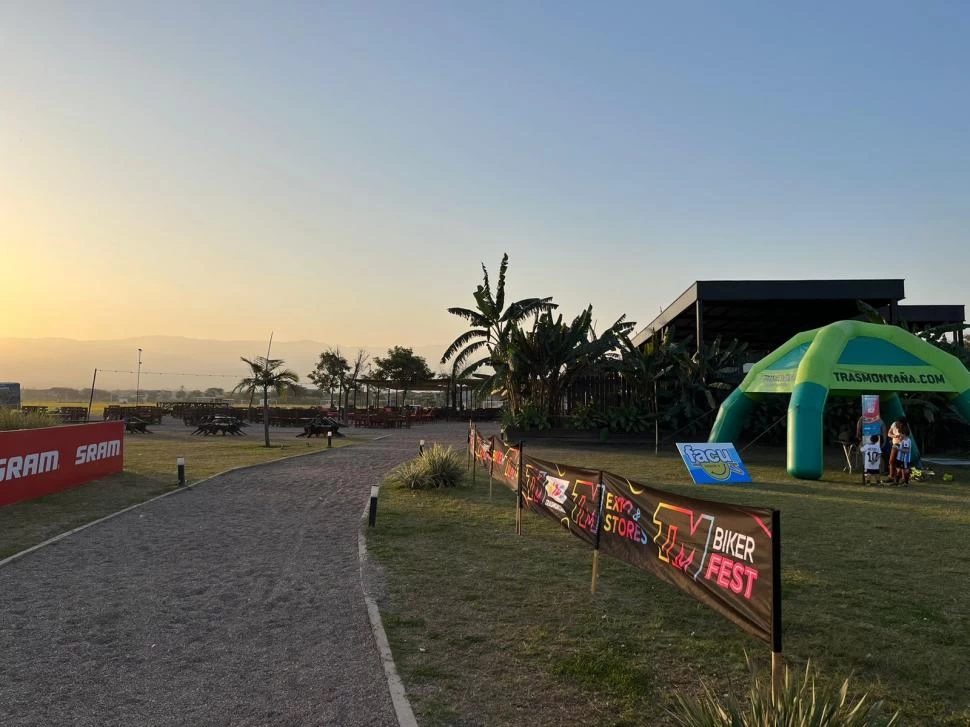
[136,348,143,407]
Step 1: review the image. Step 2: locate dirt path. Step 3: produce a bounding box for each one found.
[0,422,470,727]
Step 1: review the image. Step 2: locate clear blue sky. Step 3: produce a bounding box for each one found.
[2,1,968,345]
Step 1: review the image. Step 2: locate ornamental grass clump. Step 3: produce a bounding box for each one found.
[668,657,899,727]
[387,444,465,490]
[0,409,59,432]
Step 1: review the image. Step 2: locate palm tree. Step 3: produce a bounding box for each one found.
[499,307,635,418]
[233,356,300,447]
[441,253,556,382]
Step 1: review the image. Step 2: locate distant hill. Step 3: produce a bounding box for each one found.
[0,336,450,388]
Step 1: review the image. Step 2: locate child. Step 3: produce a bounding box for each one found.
[861,434,882,485]
[895,428,913,486]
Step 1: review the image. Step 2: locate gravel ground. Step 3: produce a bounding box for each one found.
[0,421,471,727]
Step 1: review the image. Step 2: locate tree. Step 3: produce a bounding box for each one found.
[495,306,634,418]
[233,356,300,447]
[373,347,433,408]
[204,387,225,398]
[441,253,556,381]
[308,348,350,407]
[342,349,369,412]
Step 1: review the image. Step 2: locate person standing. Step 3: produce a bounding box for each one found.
[861,434,883,486]
[887,417,908,481]
[895,424,913,486]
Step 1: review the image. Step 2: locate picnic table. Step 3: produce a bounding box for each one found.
[192,416,247,436]
[125,417,152,434]
[297,417,343,438]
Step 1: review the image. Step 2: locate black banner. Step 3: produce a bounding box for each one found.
[520,456,602,547]
[490,440,522,492]
[599,472,774,643]
[477,439,776,643]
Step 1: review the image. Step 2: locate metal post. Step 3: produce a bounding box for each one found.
[770,509,783,703]
[368,485,379,527]
[177,456,186,487]
[87,368,98,422]
[327,430,333,448]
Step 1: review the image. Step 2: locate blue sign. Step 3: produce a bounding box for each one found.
[676,443,751,485]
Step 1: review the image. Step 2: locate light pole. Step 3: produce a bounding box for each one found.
[136,348,143,407]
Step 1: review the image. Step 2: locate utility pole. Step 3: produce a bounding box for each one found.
[136,348,143,406]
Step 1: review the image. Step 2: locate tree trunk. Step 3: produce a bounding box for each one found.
[263,386,271,447]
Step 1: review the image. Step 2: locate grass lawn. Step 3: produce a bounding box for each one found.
[367,444,970,726]
[0,430,353,560]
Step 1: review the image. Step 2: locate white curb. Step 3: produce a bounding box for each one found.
[358,503,419,727]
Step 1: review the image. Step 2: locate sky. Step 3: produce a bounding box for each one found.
[2,1,969,348]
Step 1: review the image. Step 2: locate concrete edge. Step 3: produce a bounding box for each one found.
[358,500,419,727]
[0,442,348,570]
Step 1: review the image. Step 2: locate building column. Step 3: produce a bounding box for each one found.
[695,299,705,354]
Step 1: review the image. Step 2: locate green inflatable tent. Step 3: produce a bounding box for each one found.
[709,320,970,480]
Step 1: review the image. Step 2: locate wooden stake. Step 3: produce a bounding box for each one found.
[488,437,495,500]
[590,550,600,594]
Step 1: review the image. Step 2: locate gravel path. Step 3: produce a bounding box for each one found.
[0,422,470,727]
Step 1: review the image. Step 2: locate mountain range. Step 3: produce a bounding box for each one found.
[0,337,450,389]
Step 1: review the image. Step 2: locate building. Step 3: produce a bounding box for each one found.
[631,279,965,356]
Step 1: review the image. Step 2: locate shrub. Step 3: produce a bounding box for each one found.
[386,444,465,490]
[668,658,899,727]
[0,409,59,432]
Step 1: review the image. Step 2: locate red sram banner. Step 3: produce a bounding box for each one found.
[0,422,125,507]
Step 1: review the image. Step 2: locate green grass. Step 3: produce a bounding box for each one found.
[0,432,353,560]
[368,444,970,726]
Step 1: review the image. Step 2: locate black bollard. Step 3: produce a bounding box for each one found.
[177,456,186,486]
[327,430,333,448]
[368,485,379,527]
[419,439,425,455]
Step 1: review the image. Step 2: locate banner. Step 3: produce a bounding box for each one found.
[0,383,21,408]
[474,432,493,466]
[861,395,881,440]
[676,443,751,484]
[0,422,125,508]
[490,440,521,491]
[477,437,776,643]
[601,471,774,643]
[521,456,602,547]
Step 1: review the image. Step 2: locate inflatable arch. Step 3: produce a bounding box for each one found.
[709,320,970,480]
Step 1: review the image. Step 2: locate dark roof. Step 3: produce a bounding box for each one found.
[632,279,907,351]
[893,304,966,330]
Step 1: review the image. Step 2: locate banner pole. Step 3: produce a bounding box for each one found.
[472,432,478,485]
[86,368,98,422]
[591,472,606,594]
[516,441,524,536]
[488,436,495,500]
[770,509,783,703]
[467,419,472,471]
